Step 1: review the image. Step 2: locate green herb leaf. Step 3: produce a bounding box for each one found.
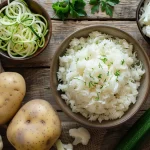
[101,57,107,63]
[52,0,86,20]
[89,0,120,16]
[114,70,120,77]
[70,5,79,18]
[52,0,70,20]
[70,0,87,17]
[101,1,106,12]
[105,4,113,16]
[107,0,120,5]
[121,59,125,65]
[95,93,100,101]
[91,4,100,14]
[89,0,99,5]
[98,74,102,78]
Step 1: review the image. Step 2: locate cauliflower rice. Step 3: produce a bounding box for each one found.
[57,31,145,123]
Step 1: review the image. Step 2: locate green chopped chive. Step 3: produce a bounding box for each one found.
[89,81,98,88]
[89,73,94,79]
[100,85,103,89]
[98,74,102,78]
[114,70,120,77]
[95,93,99,101]
[104,79,106,82]
[121,59,125,65]
[101,57,107,63]
[107,71,109,76]
[85,57,89,60]
[108,62,113,67]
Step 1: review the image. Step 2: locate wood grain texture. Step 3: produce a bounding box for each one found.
[1,20,150,67]
[35,0,140,20]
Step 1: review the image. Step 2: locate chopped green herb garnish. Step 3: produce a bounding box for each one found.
[89,73,94,79]
[100,85,103,89]
[121,59,125,65]
[108,61,113,66]
[98,74,102,78]
[101,57,107,63]
[104,79,106,82]
[114,70,120,77]
[95,93,99,101]
[85,57,89,60]
[89,81,98,88]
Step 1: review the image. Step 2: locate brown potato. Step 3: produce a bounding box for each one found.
[0,72,26,125]
[7,99,61,150]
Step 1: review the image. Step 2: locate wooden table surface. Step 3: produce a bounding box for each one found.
[0,0,150,149]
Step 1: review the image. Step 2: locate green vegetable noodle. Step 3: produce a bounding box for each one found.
[0,0,48,59]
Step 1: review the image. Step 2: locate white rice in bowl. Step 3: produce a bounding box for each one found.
[57,31,145,123]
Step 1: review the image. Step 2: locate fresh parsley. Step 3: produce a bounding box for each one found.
[89,0,120,17]
[98,74,102,78]
[114,70,120,77]
[95,93,100,101]
[121,59,125,65]
[52,0,87,20]
[101,57,107,63]
[89,81,98,88]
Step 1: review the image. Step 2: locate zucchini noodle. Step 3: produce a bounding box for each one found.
[0,0,48,59]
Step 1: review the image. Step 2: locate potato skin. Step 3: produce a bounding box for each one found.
[0,72,26,125]
[7,99,61,150]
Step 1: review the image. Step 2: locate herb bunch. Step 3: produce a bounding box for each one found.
[89,0,120,16]
[52,0,87,20]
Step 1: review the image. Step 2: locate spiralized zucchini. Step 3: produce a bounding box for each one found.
[0,0,48,59]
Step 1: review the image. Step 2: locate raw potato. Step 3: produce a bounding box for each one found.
[7,99,61,150]
[0,72,26,125]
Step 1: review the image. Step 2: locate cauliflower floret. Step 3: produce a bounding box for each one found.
[69,127,91,145]
[0,135,3,150]
[56,139,73,150]
[63,144,73,150]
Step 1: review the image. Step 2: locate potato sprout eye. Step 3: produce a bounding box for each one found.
[26,120,30,123]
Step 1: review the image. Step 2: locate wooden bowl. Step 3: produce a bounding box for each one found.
[50,25,150,128]
[0,0,52,61]
[136,0,150,45]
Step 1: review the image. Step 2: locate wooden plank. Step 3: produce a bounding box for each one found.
[1,20,150,67]
[35,0,140,20]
